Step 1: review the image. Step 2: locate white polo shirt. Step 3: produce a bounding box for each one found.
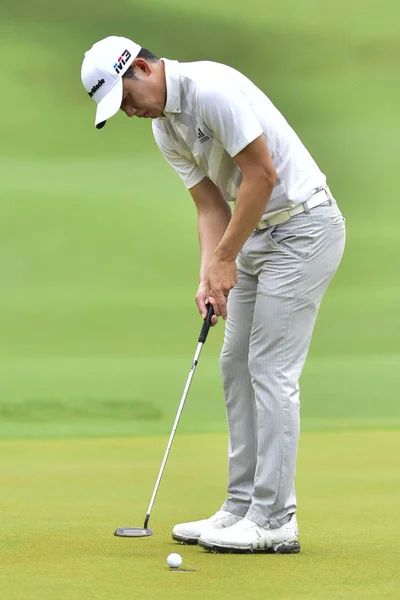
[152,59,327,219]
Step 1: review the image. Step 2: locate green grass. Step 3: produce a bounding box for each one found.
[0,151,399,438]
[1,431,399,600]
[0,353,400,439]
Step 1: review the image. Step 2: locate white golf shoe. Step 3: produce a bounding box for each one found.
[172,510,242,545]
[199,513,300,554]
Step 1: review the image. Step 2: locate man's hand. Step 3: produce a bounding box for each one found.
[207,254,238,320]
[195,281,219,326]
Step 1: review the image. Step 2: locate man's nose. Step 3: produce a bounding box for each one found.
[122,106,137,117]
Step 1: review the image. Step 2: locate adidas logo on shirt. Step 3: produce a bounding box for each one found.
[197,128,210,144]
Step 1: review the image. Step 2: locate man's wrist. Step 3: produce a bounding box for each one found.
[213,245,237,262]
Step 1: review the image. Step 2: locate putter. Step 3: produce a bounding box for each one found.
[114,304,215,538]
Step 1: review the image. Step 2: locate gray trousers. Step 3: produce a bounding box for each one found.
[221,196,346,529]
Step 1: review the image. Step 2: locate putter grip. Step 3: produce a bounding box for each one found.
[198,305,214,344]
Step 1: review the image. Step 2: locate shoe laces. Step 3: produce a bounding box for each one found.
[233,518,259,531]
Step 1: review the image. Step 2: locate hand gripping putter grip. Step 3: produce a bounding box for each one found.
[114,304,215,538]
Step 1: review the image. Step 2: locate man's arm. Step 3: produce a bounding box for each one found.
[205,135,277,318]
[195,85,278,318]
[215,134,277,262]
[189,177,232,320]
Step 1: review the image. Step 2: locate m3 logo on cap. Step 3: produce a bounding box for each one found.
[88,78,105,97]
[113,49,132,74]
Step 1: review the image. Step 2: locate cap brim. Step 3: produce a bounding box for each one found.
[95,78,123,129]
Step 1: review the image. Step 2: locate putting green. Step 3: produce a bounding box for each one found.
[1,430,399,600]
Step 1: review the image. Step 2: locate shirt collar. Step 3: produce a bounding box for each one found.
[161,58,181,117]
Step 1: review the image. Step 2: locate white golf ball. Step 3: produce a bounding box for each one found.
[167,552,182,568]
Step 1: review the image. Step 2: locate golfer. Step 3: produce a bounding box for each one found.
[81,36,346,553]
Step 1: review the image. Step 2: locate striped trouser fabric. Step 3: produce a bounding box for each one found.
[220,199,346,529]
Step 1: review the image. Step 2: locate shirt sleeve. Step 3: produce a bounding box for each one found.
[152,122,206,189]
[196,84,263,157]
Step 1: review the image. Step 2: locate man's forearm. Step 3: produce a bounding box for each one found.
[198,204,232,281]
[214,175,274,261]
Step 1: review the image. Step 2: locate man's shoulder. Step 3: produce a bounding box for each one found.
[179,60,243,90]
[178,62,248,115]
[179,59,233,73]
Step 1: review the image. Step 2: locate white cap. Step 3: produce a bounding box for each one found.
[81,36,141,129]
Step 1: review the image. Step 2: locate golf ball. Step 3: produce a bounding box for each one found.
[167,553,182,568]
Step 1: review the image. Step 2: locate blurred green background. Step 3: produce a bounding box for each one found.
[0,0,399,438]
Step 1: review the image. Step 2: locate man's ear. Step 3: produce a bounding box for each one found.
[132,58,152,74]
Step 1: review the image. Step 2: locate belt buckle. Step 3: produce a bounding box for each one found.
[271,210,291,225]
[256,220,268,231]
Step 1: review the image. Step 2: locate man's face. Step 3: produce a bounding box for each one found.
[120,59,165,120]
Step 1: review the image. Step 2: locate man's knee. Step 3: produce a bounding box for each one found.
[220,339,249,376]
[248,347,268,381]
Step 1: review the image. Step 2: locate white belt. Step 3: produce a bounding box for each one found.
[256,188,332,231]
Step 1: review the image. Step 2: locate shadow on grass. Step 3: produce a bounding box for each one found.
[0,398,162,421]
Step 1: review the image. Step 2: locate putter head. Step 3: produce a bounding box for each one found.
[114,527,154,538]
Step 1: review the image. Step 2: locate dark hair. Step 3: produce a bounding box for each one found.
[123,47,159,79]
